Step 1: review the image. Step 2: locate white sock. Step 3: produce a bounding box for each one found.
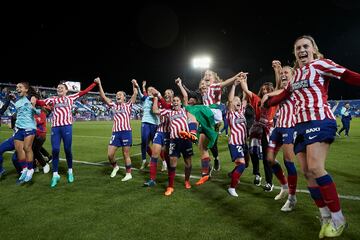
[53,172,60,177]
[22,167,28,173]
[142,159,146,163]
[331,210,345,228]
[68,168,73,174]
[319,206,331,218]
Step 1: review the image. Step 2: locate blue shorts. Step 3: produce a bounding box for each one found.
[153,131,170,147]
[268,127,294,151]
[14,128,36,141]
[169,138,193,158]
[109,130,132,147]
[294,119,337,154]
[228,144,248,161]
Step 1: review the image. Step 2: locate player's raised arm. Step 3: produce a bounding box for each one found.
[130,80,138,104]
[95,77,112,105]
[175,78,188,106]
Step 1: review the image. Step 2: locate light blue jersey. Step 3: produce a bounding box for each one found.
[138,89,159,125]
[14,96,40,130]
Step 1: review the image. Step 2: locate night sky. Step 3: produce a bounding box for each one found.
[1,1,360,99]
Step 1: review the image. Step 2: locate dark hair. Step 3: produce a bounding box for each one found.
[258,82,274,98]
[58,82,68,90]
[18,82,40,99]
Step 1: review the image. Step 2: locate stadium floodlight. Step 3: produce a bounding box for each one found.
[192,56,212,69]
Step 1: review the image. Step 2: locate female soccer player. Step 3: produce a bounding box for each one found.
[36,80,98,187]
[134,80,159,170]
[265,35,360,238]
[189,70,241,185]
[95,78,137,181]
[33,107,51,174]
[152,78,194,196]
[14,82,40,183]
[262,60,298,211]
[143,87,173,187]
[239,74,277,192]
[226,79,248,197]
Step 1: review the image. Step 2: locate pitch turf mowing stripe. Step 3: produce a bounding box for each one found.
[4,150,360,201]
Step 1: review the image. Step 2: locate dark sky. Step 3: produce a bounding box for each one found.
[1,1,360,99]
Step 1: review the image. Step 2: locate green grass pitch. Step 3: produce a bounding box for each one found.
[0,118,359,240]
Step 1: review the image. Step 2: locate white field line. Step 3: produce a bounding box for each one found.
[4,151,360,201]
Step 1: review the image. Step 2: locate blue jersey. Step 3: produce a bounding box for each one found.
[14,96,40,130]
[138,90,159,125]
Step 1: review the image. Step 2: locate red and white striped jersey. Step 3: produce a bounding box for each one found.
[202,83,222,105]
[44,93,80,127]
[275,98,295,128]
[161,108,189,139]
[227,107,247,145]
[108,101,132,132]
[286,59,346,124]
[157,110,170,133]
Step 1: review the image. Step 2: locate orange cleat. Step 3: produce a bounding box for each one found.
[195,175,210,185]
[164,187,174,196]
[185,181,192,189]
[179,131,198,143]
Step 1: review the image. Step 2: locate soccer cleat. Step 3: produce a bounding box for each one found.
[323,220,347,238]
[144,179,156,187]
[280,198,297,212]
[185,181,192,189]
[263,183,274,192]
[161,161,167,172]
[227,187,238,197]
[179,131,198,143]
[274,188,289,200]
[140,160,147,170]
[110,165,120,178]
[253,175,262,186]
[18,169,28,182]
[121,173,132,182]
[43,163,50,174]
[67,173,74,183]
[24,169,34,182]
[318,217,331,239]
[213,159,221,171]
[0,168,6,179]
[195,175,210,185]
[164,187,174,196]
[50,175,61,188]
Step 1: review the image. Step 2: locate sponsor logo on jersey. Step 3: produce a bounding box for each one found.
[291,79,310,90]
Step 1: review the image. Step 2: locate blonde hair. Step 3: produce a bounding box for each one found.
[203,70,221,83]
[293,35,324,69]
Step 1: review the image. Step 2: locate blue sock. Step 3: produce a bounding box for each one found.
[284,160,297,176]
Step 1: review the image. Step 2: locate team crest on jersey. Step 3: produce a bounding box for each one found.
[291,79,310,90]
